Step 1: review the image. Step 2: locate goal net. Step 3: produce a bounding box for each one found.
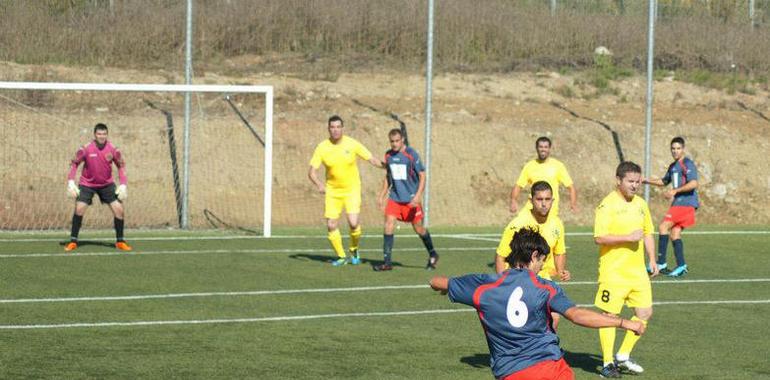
[0,82,274,235]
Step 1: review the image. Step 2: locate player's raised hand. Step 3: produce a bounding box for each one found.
[67,180,80,198]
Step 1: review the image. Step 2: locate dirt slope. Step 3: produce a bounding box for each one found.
[1,60,769,228]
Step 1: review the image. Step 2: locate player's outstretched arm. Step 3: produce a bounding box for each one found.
[568,185,579,212]
[409,171,426,207]
[430,276,449,294]
[377,177,389,211]
[509,185,522,213]
[665,179,699,200]
[563,307,645,336]
[494,254,507,274]
[555,254,571,281]
[644,233,659,277]
[307,166,325,194]
[642,177,665,187]
[368,157,386,169]
[594,229,643,245]
[67,148,85,198]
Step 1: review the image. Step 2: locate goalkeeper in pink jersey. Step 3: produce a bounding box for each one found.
[64,123,132,252]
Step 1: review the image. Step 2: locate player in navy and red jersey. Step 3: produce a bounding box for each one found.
[643,136,699,277]
[65,123,131,252]
[374,128,438,271]
[430,228,645,380]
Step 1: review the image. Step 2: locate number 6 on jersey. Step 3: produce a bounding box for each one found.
[506,286,529,327]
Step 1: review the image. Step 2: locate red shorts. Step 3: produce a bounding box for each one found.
[663,205,696,228]
[385,199,424,223]
[501,358,574,380]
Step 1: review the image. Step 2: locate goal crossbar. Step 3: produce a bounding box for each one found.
[0,81,274,237]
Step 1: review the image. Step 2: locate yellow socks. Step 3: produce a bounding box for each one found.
[599,326,617,366]
[617,317,647,360]
[328,229,345,258]
[349,225,362,252]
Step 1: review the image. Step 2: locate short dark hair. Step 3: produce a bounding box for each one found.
[535,136,552,148]
[671,136,685,146]
[615,161,642,179]
[94,123,108,133]
[530,181,553,198]
[505,227,550,268]
[388,128,402,138]
[328,115,344,126]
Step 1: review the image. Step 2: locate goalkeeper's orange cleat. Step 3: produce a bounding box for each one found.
[115,241,133,251]
[64,242,78,252]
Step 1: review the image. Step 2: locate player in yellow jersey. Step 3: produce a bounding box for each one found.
[593,161,659,378]
[308,115,385,266]
[510,136,578,216]
[495,181,571,328]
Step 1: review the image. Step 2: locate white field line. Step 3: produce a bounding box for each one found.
[2,299,769,330]
[3,278,768,304]
[0,246,492,259]
[445,235,500,242]
[1,229,768,242]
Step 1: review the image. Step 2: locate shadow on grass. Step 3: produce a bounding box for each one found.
[563,350,602,374]
[460,353,489,369]
[288,253,422,269]
[459,350,602,374]
[58,240,116,248]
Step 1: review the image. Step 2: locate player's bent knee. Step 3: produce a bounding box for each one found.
[75,204,88,216]
[635,308,653,321]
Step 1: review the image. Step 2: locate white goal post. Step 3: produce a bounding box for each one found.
[0,81,274,237]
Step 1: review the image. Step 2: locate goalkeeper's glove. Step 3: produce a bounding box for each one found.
[116,184,127,201]
[67,180,80,198]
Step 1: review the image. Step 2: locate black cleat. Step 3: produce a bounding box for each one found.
[600,363,622,378]
[426,254,439,270]
[373,263,393,272]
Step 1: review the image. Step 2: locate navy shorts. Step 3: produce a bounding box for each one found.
[77,183,118,205]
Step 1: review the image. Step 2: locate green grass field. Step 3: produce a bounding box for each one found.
[1,226,769,379]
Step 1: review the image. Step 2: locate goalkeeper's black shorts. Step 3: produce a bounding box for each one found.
[77,183,117,205]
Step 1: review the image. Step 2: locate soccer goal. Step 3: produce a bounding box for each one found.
[0,81,274,236]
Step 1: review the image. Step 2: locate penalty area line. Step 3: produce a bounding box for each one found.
[2,299,769,330]
[1,229,768,243]
[3,278,769,304]
[0,246,492,259]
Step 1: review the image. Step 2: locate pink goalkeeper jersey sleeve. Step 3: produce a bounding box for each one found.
[67,141,127,187]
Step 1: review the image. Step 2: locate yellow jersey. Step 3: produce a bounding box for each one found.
[310,136,373,191]
[516,157,573,214]
[496,210,566,279]
[593,190,654,284]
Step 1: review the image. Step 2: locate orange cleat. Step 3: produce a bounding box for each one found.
[64,242,78,252]
[115,241,133,251]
